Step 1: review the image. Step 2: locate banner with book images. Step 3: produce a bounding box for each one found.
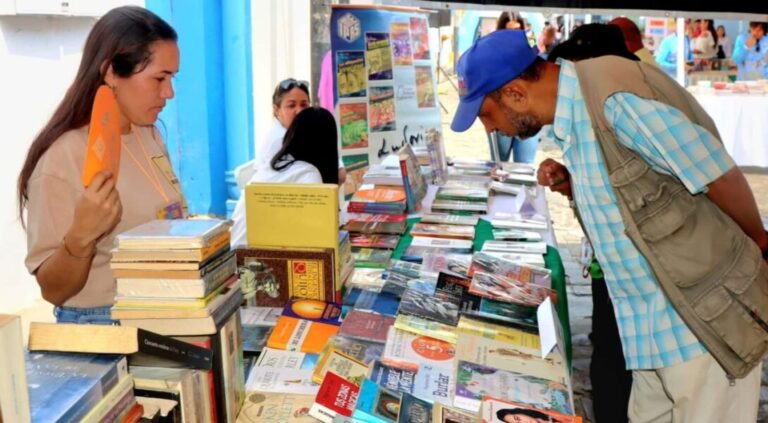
[331,5,445,193]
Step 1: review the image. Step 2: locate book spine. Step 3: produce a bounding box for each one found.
[136,329,213,370]
[202,254,237,295]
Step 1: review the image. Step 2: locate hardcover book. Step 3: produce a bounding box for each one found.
[481,397,582,423]
[236,247,337,306]
[308,372,361,423]
[116,219,228,250]
[339,309,395,343]
[244,183,341,288]
[454,361,572,414]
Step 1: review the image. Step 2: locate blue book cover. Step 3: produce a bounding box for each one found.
[369,361,416,394]
[26,352,127,423]
[397,392,433,423]
[354,290,400,317]
[353,379,401,423]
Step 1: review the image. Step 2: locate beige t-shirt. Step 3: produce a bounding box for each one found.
[25,125,184,307]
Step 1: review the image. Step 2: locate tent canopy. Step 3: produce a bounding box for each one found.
[386,0,767,20]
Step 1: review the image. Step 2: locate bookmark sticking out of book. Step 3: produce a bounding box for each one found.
[82,85,122,186]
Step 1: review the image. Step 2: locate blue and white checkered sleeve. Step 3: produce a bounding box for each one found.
[604,93,735,194]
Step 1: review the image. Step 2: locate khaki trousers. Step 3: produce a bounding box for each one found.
[628,352,761,423]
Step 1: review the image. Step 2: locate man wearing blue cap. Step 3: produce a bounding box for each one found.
[452,29,768,423]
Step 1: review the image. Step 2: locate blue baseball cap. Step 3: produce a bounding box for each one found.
[451,30,539,132]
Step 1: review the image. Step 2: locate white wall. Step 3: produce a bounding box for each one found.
[250,0,311,151]
[0,15,98,313]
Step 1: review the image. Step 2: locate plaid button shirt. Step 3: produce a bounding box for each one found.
[544,60,735,369]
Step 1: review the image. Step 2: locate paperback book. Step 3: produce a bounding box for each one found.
[237,393,315,422]
[369,361,417,394]
[309,372,361,423]
[382,327,455,372]
[418,213,479,226]
[267,316,340,354]
[281,298,343,326]
[245,367,319,395]
[454,361,572,414]
[410,223,475,240]
[324,335,385,366]
[409,237,473,253]
[469,272,553,307]
[411,363,455,406]
[398,288,460,326]
[339,309,395,343]
[346,215,408,235]
[434,188,489,202]
[397,393,433,423]
[491,229,542,242]
[393,314,458,344]
[481,397,582,423]
[351,234,401,250]
[312,348,369,385]
[481,241,547,255]
[353,379,402,423]
[432,403,477,423]
[354,248,394,269]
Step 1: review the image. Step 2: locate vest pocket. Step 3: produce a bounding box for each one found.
[693,249,768,363]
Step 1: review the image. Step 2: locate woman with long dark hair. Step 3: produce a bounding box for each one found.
[230,107,340,247]
[18,6,181,323]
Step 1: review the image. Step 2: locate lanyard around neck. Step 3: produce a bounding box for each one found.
[122,126,171,203]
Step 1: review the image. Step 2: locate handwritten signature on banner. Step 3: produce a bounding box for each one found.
[377,125,426,158]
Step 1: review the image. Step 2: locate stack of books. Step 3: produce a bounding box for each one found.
[108,218,246,422]
[110,219,241,336]
[348,186,408,215]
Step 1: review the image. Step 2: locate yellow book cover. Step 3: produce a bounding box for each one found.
[393,314,458,344]
[455,332,568,385]
[267,316,339,354]
[244,183,341,289]
[311,348,369,385]
[457,316,541,354]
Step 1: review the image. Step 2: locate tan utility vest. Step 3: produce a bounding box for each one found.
[572,56,768,378]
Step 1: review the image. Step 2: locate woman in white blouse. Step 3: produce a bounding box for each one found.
[235,79,345,188]
[230,107,340,247]
[693,19,718,60]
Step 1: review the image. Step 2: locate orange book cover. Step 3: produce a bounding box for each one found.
[82,85,122,186]
[352,187,406,203]
[266,315,339,354]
